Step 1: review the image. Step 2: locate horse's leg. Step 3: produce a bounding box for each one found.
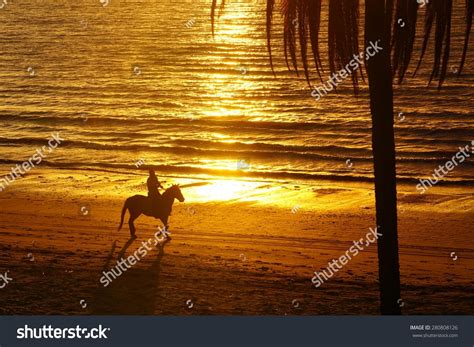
[129,212,140,238]
[160,216,169,230]
[159,216,171,239]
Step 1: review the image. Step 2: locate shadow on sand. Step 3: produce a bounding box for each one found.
[92,237,170,314]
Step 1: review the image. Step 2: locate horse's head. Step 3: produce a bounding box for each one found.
[168,184,185,202]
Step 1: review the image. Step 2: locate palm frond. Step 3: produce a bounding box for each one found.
[211,0,473,89]
[391,0,419,84]
[459,0,473,74]
[412,0,453,88]
[307,0,324,82]
[328,0,361,92]
[266,0,276,74]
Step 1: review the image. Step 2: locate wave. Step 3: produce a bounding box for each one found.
[1,136,473,166]
[1,159,473,187]
[1,113,473,138]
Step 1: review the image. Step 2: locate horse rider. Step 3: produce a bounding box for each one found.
[147,169,163,214]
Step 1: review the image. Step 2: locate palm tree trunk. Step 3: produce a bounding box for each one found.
[365,0,402,315]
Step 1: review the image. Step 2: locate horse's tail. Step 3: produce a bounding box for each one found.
[118,200,128,231]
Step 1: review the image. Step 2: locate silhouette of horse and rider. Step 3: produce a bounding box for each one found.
[118,170,185,238]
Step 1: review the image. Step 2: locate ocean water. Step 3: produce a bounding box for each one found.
[0,0,473,185]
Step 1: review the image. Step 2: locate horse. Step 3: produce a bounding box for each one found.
[118,184,185,238]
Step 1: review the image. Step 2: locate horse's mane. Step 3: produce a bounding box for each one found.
[163,184,179,198]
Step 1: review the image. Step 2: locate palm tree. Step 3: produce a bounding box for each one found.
[211,0,472,314]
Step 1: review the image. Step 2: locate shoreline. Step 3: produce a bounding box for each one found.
[2,161,474,189]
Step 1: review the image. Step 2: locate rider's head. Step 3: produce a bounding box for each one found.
[149,169,156,177]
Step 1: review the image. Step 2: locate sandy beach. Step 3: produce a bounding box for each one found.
[0,165,472,315]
